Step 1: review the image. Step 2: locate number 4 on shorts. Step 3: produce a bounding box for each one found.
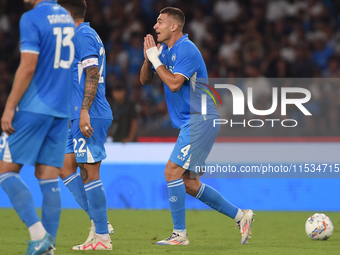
[181,144,191,157]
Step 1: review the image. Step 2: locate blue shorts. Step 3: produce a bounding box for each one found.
[169,117,220,173]
[0,111,68,167]
[65,118,112,163]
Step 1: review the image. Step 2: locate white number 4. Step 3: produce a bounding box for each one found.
[181,144,191,157]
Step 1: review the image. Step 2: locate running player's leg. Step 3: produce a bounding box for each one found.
[59,132,92,220]
[60,126,113,250]
[0,161,46,241]
[35,164,61,239]
[183,118,254,244]
[183,172,253,244]
[73,160,112,250]
[0,111,56,253]
[156,125,190,245]
[183,172,241,219]
[35,116,69,240]
[71,118,112,250]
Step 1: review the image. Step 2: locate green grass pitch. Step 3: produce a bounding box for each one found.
[0,209,339,254]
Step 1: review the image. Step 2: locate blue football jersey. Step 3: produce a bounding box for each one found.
[18,0,75,118]
[70,22,112,120]
[156,34,219,129]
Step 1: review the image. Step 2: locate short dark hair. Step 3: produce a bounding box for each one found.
[160,7,185,28]
[58,0,87,19]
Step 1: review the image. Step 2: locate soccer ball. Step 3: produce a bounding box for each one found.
[305,213,334,240]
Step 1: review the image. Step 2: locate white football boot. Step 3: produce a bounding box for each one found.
[237,209,254,244]
[73,235,112,250]
[156,232,189,245]
[72,221,114,250]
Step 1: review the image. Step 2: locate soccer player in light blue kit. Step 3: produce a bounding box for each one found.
[57,0,113,251]
[141,7,254,245]
[0,0,75,254]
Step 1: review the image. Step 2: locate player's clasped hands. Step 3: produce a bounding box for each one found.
[144,34,163,61]
[144,34,157,51]
[79,109,94,137]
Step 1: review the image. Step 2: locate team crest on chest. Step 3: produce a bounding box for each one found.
[171,54,176,61]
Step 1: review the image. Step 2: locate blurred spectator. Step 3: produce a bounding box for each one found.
[243,64,272,107]
[107,84,138,142]
[213,0,240,22]
[307,0,328,20]
[0,1,10,33]
[188,8,210,48]
[127,33,144,77]
[312,37,334,71]
[218,33,240,65]
[106,45,128,79]
[287,0,307,16]
[280,36,296,63]
[2,0,340,136]
[323,56,340,78]
[291,44,318,77]
[266,0,290,22]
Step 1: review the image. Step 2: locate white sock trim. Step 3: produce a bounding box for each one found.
[173,229,187,237]
[96,233,110,241]
[195,183,205,199]
[0,172,18,184]
[63,173,79,185]
[234,209,245,222]
[28,221,47,241]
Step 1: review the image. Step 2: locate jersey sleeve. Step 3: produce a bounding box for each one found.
[19,13,40,54]
[77,33,98,67]
[173,44,200,80]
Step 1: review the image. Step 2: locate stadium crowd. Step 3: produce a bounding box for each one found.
[1,0,340,137]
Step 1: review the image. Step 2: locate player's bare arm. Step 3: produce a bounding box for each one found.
[1,53,38,135]
[144,34,185,92]
[80,65,99,138]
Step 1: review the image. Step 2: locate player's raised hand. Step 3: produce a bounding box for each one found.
[79,109,93,138]
[1,107,15,135]
[145,34,156,50]
[143,36,150,61]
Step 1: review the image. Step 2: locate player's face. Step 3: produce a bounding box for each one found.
[153,14,172,43]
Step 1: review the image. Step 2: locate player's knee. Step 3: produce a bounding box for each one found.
[34,167,43,179]
[58,166,76,179]
[58,170,68,179]
[35,165,59,179]
[164,167,181,182]
[183,178,199,196]
[164,168,172,180]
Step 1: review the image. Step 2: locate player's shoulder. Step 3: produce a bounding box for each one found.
[26,2,68,16]
[77,24,102,42]
[20,3,72,26]
[20,8,36,24]
[78,24,98,37]
[175,37,200,55]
